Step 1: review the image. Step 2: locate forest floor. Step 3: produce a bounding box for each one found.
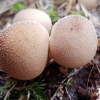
[0,0,100,100]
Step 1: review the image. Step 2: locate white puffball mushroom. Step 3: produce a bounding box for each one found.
[50,15,97,68]
[13,8,52,33]
[0,21,49,80]
[78,0,97,9]
[53,0,66,4]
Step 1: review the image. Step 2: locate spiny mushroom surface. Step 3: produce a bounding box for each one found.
[13,8,52,33]
[50,15,97,68]
[0,21,49,80]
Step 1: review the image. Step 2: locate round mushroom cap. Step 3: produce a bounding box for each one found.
[50,15,97,68]
[0,21,49,80]
[78,0,97,9]
[53,0,66,4]
[13,8,52,33]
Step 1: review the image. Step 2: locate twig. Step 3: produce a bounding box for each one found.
[80,4,91,18]
[4,82,17,100]
[58,3,67,10]
[13,85,30,90]
[86,64,94,88]
[66,0,72,15]
[0,76,8,81]
[65,87,71,100]
[50,79,66,100]
[67,66,83,78]
[50,85,60,100]
[92,59,100,73]
[27,90,30,100]
[19,93,25,100]
[95,64,100,74]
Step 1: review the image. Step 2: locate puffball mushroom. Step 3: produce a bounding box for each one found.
[98,38,100,46]
[78,0,97,9]
[0,21,49,80]
[50,15,97,68]
[58,66,67,74]
[13,8,52,33]
[53,0,66,4]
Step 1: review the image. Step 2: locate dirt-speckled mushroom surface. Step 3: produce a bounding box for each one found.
[50,15,97,68]
[13,8,52,33]
[0,21,49,80]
